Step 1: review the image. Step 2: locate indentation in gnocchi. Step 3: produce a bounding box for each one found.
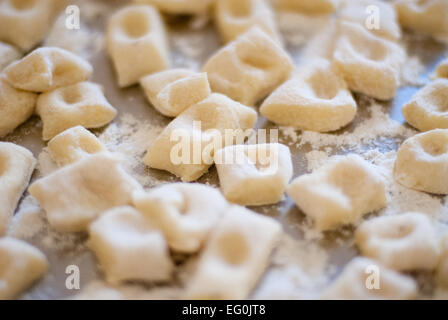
[121,11,150,38]
[9,0,36,10]
[226,0,252,18]
[217,231,249,266]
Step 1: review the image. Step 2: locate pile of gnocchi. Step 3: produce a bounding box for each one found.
[0,0,448,300]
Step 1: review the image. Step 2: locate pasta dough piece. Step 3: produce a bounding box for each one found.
[36,81,117,140]
[355,213,440,271]
[202,27,293,106]
[0,77,37,137]
[107,5,170,88]
[0,237,48,299]
[321,257,417,300]
[395,0,448,39]
[402,79,448,131]
[48,126,106,167]
[88,206,173,284]
[287,154,387,231]
[185,205,281,300]
[29,153,141,232]
[260,58,357,132]
[214,143,293,206]
[133,183,228,253]
[133,0,213,14]
[0,143,36,235]
[4,47,93,93]
[140,69,211,117]
[214,0,281,43]
[433,58,448,79]
[275,0,336,14]
[0,42,20,71]
[436,235,448,287]
[394,129,448,194]
[333,21,405,100]
[144,93,257,182]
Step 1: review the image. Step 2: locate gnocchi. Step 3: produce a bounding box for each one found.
[214,143,293,206]
[0,42,20,71]
[355,213,440,271]
[185,205,281,300]
[402,79,448,131]
[436,235,448,287]
[333,21,405,100]
[29,153,141,232]
[140,69,211,117]
[107,5,170,88]
[133,183,228,253]
[144,93,257,182]
[203,27,293,106]
[36,81,117,141]
[88,206,173,284]
[0,143,36,235]
[133,0,213,14]
[434,58,448,79]
[394,129,448,194]
[275,0,336,14]
[48,126,107,167]
[287,154,387,231]
[0,237,48,299]
[260,58,357,132]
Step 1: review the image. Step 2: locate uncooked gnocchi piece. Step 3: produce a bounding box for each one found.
[0,77,37,137]
[260,58,357,132]
[433,58,448,79]
[214,143,293,206]
[287,154,387,231]
[185,205,281,300]
[144,93,257,182]
[321,257,418,300]
[0,237,48,299]
[203,27,293,106]
[48,126,106,167]
[140,69,211,117]
[275,0,336,14]
[436,235,448,287]
[133,183,228,253]
[88,206,173,284]
[394,129,448,194]
[355,213,440,271]
[36,81,117,140]
[395,0,448,39]
[133,0,213,14]
[107,5,170,88]
[4,47,93,93]
[0,143,36,235]
[0,42,20,71]
[214,0,281,43]
[402,79,448,131]
[333,21,405,100]
[29,153,141,232]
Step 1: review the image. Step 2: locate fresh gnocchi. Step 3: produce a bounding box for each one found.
[434,58,448,79]
[214,143,293,206]
[394,129,448,194]
[107,5,170,88]
[203,27,293,106]
[0,42,20,71]
[140,69,211,117]
[133,0,213,14]
[287,154,387,231]
[260,58,357,132]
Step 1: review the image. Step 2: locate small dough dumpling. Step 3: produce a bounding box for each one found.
[36,81,117,140]
[107,5,170,88]
[4,47,93,93]
[48,126,107,167]
[260,58,357,132]
[355,212,440,271]
[88,206,173,284]
[274,0,337,14]
[133,183,228,253]
[0,142,36,235]
[133,0,213,15]
[214,143,293,206]
[321,257,418,300]
[203,27,293,106]
[433,58,448,79]
[144,93,257,182]
[0,77,37,138]
[394,129,448,194]
[395,0,448,39]
[287,154,387,231]
[185,205,281,300]
[402,79,448,131]
[140,69,211,117]
[29,153,141,232]
[333,21,405,100]
[436,235,448,287]
[0,42,21,71]
[0,237,48,299]
[215,0,281,43]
